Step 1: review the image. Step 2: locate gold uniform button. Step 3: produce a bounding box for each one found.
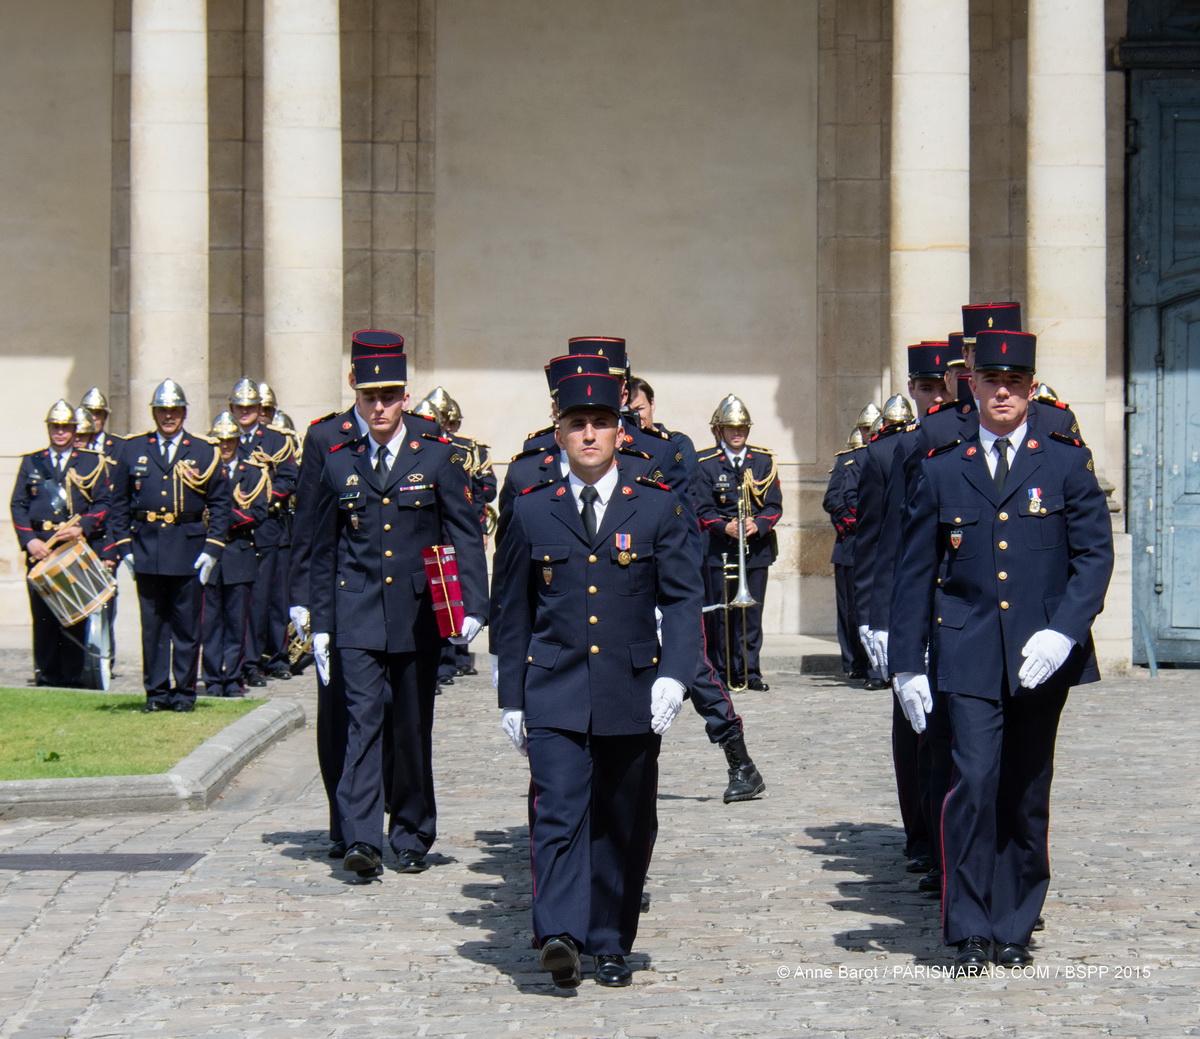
[998,571,1008,580]
[385,576,393,584]
[631,553,638,560]
[339,580,345,587]
[954,516,962,524]
[998,511,1009,521]
[588,585,597,594]
[1000,600,1009,610]
[385,550,393,557]
[936,577,943,585]
[1040,507,1048,515]
[590,645,599,655]
[414,500,420,506]
[544,555,551,561]
[527,655,533,663]
[382,497,390,505]
[588,554,597,563]
[384,523,391,531]
[937,617,942,624]
[652,656,659,665]
[998,540,1008,550]
[589,616,598,624]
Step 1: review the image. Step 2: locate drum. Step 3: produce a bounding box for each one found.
[27,540,116,628]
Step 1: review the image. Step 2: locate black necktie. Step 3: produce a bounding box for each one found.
[580,485,599,542]
[993,437,1010,493]
[375,445,390,481]
[162,441,173,467]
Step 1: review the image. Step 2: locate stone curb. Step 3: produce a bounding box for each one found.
[0,699,306,820]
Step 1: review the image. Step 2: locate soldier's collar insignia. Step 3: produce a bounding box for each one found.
[556,486,566,496]
[544,455,554,464]
[410,441,419,449]
[1026,439,1038,449]
[961,405,970,414]
[346,474,359,485]
[342,421,353,430]
[621,485,632,495]
[965,445,977,456]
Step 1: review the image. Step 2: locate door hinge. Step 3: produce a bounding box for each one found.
[1126,118,1140,155]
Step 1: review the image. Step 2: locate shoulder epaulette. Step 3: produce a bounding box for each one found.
[74,447,99,456]
[1051,399,1073,411]
[747,444,774,454]
[641,426,669,441]
[422,432,452,444]
[925,401,949,416]
[509,446,543,463]
[926,439,961,459]
[310,410,340,426]
[525,424,554,440]
[618,446,652,461]
[903,422,919,433]
[1049,431,1085,448]
[329,440,350,453]
[696,449,722,462]
[636,475,672,492]
[519,479,558,495]
[843,457,856,465]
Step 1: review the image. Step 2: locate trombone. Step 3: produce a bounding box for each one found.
[702,468,761,692]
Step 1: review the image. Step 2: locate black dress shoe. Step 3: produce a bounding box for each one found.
[459,665,478,676]
[953,936,992,975]
[172,702,194,713]
[917,868,942,894]
[328,840,347,859]
[995,943,1033,966]
[437,675,455,687]
[594,954,632,987]
[845,670,867,680]
[343,843,384,878]
[539,935,581,988]
[906,853,933,874]
[1033,915,1045,932]
[268,664,292,680]
[746,675,770,691]
[140,702,166,713]
[640,890,651,913]
[395,849,429,873]
[245,670,267,688]
[863,677,890,690]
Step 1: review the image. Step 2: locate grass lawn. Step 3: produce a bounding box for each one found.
[0,688,265,781]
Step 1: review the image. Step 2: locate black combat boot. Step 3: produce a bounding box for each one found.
[721,735,766,803]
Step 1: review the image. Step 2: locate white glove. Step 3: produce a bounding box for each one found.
[858,625,879,670]
[193,552,217,585]
[650,677,686,735]
[892,672,932,734]
[449,614,484,646]
[313,632,331,685]
[490,653,499,691]
[501,709,528,756]
[1018,629,1076,689]
[871,630,889,674]
[121,554,136,576]
[655,606,664,646]
[288,605,310,633]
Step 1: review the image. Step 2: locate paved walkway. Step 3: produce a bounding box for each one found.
[1,650,1197,1038]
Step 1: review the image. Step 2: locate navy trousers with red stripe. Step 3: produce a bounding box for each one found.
[526,727,660,956]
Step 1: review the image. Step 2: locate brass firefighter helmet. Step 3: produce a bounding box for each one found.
[1034,383,1059,404]
[710,393,753,427]
[847,426,865,450]
[80,387,109,412]
[882,394,914,426]
[443,396,463,425]
[855,402,882,431]
[270,411,296,435]
[229,378,261,407]
[424,386,453,424]
[72,407,97,435]
[150,379,188,408]
[45,399,76,425]
[257,382,277,409]
[209,411,240,440]
[411,398,441,423]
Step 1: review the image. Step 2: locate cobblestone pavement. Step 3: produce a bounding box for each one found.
[1,653,1197,1039]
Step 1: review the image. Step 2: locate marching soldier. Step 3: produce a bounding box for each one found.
[890,330,1114,972]
[200,413,270,697]
[493,371,702,988]
[79,387,126,465]
[692,395,783,692]
[257,382,279,426]
[822,423,869,678]
[10,400,111,687]
[309,339,488,878]
[228,378,298,685]
[105,379,232,712]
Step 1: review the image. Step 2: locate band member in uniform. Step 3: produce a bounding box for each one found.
[106,379,232,713]
[494,372,701,988]
[227,378,298,685]
[200,413,270,697]
[309,342,488,878]
[257,382,279,426]
[890,330,1113,972]
[79,387,126,465]
[693,395,783,692]
[822,424,869,678]
[10,400,111,688]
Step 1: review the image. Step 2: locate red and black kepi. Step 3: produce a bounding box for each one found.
[961,301,1021,344]
[973,330,1036,374]
[351,329,407,388]
[556,372,622,417]
[545,353,613,393]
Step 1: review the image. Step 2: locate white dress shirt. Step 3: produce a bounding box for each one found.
[977,420,1027,479]
[567,464,620,530]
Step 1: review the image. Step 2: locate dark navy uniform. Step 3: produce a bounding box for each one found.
[692,444,782,686]
[822,445,868,675]
[891,428,1113,951]
[238,423,298,679]
[493,466,702,957]
[201,460,269,697]
[107,431,232,709]
[10,447,111,687]
[289,404,439,847]
[310,423,488,859]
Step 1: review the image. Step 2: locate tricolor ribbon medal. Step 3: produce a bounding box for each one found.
[1028,487,1043,513]
[615,532,632,566]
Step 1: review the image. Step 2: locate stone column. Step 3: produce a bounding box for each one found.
[129,0,209,419]
[262,0,344,425]
[1026,0,1107,465]
[889,0,970,392]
